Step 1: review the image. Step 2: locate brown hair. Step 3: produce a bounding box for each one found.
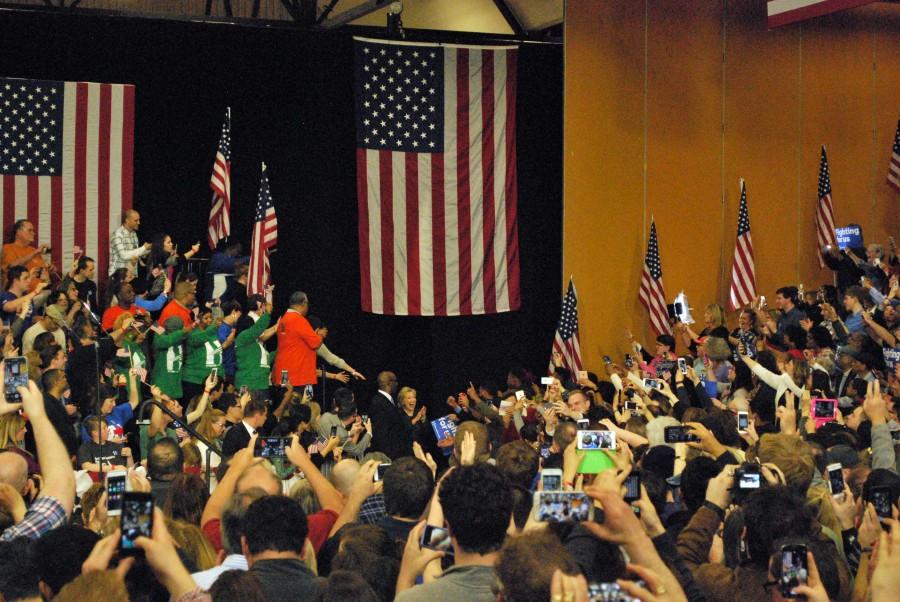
[757,433,815,495]
[54,570,128,602]
[452,421,490,464]
[0,412,25,448]
[163,473,208,525]
[165,518,217,571]
[496,440,540,489]
[496,531,580,602]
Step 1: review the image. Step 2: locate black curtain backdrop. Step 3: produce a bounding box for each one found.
[0,6,563,408]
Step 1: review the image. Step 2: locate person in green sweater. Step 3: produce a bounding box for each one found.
[235,300,279,402]
[112,311,149,392]
[152,316,188,401]
[182,306,223,403]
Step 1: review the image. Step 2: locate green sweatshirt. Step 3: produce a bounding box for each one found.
[114,339,148,392]
[183,324,223,384]
[235,313,275,391]
[151,329,187,399]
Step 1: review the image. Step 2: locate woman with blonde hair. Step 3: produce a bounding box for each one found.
[0,412,38,474]
[397,386,427,446]
[192,408,226,473]
[679,302,727,353]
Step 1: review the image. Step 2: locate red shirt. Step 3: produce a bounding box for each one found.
[101,305,148,332]
[202,509,338,553]
[272,311,322,386]
[159,299,193,331]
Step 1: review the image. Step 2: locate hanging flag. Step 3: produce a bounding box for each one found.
[728,179,757,311]
[816,146,838,268]
[208,107,231,250]
[550,278,583,375]
[888,118,900,193]
[353,37,520,316]
[639,220,671,336]
[766,0,876,29]
[247,163,277,296]
[0,77,134,279]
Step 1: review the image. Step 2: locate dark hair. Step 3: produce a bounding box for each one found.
[208,570,268,602]
[750,387,777,424]
[39,343,64,370]
[680,456,721,512]
[147,437,184,480]
[0,538,39,601]
[331,525,402,602]
[221,300,242,316]
[479,380,499,397]
[439,463,512,554]
[496,530,580,602]
[5,265,27,287]
[293,404,312,424]
[383,457,434,519]
[496,440,540,490]
[656,334,676,350]
[808,326,833,350]
[35,526,100,595]
[83,415,107,436]
[243,496,308,555]
[76,256,95,272]
[214,393,240,412]
[333,388,357,420]
[221,489,268,556]
[510,485,534,531]
[244,399,268,419]
[318,570,380,602]
[163,473,209,525]
[10,219,30,242]
[844,286,867,305]
[742,486,814,568]
[776,286,799,304]
[41,367,66,392]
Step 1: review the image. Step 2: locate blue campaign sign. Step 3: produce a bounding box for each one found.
[884,348,900,372]
[835,225,863,250]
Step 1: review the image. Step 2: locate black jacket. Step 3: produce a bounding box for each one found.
[370,391,411,459]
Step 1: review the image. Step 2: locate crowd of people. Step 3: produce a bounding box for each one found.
[0,210,899,602]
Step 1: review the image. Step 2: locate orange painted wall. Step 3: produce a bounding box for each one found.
[564,0,900,365]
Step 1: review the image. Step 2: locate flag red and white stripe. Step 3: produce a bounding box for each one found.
[728,179,757,310]
[0,78,134,280]
[639,220,671,336]
[208,107,231,250]
[550,278,583,375]
[247,163,277,296]
[816,146,838,268]
[767,0,875,28]
[354,38,520,316]
[888,118,900,193]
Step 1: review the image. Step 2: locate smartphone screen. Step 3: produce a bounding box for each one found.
[374,463,391,482]
[827,464,844,496]
[624,354,633,369]
[120,492,154,555]
[664,426,699,443]
[779,544,808,597]
[813,399,836,418]
[106,472,127,516]
[541,470,562,491]
[330,425,338,437]
[4,357,27,402]
[535,491,592,522]
[625,400,639,411]
[871,487,893,519]
[576,430,616,451]
[280,369,289,386]
[736,466,762,490]
[254,437,289,458]
[540,376,554,385]
[420,524,453,553]
[623,473,641,503]
[677,358,687,374]
[642,378,659,390]
[240,385,248,396]
[737,411,749,432]
[211,367,218,379]
[576,418,590,430]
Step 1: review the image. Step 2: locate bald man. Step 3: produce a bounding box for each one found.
[109,210,151,276]
[370,371,409,460]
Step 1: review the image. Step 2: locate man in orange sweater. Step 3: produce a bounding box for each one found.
[273,291,322,387]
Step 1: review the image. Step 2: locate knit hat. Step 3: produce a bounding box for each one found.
[163,316,184,333]
[45,305,66,324]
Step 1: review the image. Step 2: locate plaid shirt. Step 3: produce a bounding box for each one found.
[358,493,387,524]
[109,224,148,276]
[0,496,66,541]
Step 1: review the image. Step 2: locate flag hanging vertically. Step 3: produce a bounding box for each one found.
[888,118,900,193]
[728,179,757,310]
[816,146,838,268]
[247,163,277,296]
[208,107,231,250]
[353,37,520,316]
[0,77,134,278]
[550,278,582,375]
[639,220,671,336]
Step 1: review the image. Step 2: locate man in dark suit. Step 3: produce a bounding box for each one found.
[370,371,409,459]
[222,398,268,457]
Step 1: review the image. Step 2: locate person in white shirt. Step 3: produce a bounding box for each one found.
[191,489,263,589]
[108,210,151,276]
[21,306,66,353]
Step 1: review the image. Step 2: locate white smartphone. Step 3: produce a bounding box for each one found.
[576,430,616,451]
[515,390,526,401]
[533,491,594,522]
[540,468,563,491]
[827,462,844,496]
[737,411,749,433]
[577,370,588,381]
[540,376,554,385]
[105,469,128,517]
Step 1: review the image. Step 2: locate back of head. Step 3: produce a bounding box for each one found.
[319,570,380,602]
[757,433,815,495]
[439,463,512,554]
[453,421,490,464]
[510,485,534,531]
[147,437,184,481]
[244,495,308,556]
[680,456,720,512]
[496,530,580,602]
[333,389,357,420]
[288,291,308,308]
[0,538,38,602]
[54,570,129,602]
[35,526,100,596]
[496,440,540,489]
[0,451,29,492]
[330,459,361,497]
[207,570,268,602]
[552,421,577,452]
[244,399,268,419]
[742,486,813,568]
[163,473,209,525]
[221,488,267,556]
[332,525,402,601]
[383,457,434,519]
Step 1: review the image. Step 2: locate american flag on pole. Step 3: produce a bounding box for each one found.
[816,146,838,268]
[888,118,900,193]
[766,0,876,28]
[247,163,277,296]
[639,220,671,336]
[208,108,231,250]
[353,38,520,316]
[728,179,757,310]
[550,278,582,375]
[0,77,134,278]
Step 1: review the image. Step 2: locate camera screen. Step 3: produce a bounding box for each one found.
[664,426,698,443]
[624,474,641,502]
[587,582,642,602]
[780,547,807,595]
[4,357,27,401]
[737,413,749,430]
[536,492,591,522]
[255,437,288,458]
[738,470,761,490]
[542,473,562,491]
[576,430,615,450]
[828,469,844,495]
[420,525,452,552]
[121,495,153,550]
[814,399,836,418]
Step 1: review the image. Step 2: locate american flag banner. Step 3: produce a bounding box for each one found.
[888,118,900,193]
[247,163,277,296]
[550,278,582,375]
[816,146,838,268]
[353,37,520,316]
[766,0,876,28]
[728,179,757,311]
[0,77,134,278]
[208,107,232,250]
[639,220,671,336]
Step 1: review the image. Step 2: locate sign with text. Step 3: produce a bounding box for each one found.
[884,348,900,372]
[835,225,863,250]
[431,416,458,456]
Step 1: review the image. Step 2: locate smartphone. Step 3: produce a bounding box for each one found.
[105,470,127,517]
[515,390,526,402]
[642,378,661,390]
[624,354,634,369]
[623,473,641,503]
[540,376,554,385]
[330,425,338,437]
[374,462,391,482]
[533,491,594,522]
[4,356,27,402]
[588,582,644,602]
[360,414,369,424]
[602,355,612,365]
[576,418,590,430]
[737,411,749,433]
[677,358,687,374]
[254,437,289,458]
[239,385,248,397]
[826,463,844,496]
[304,384,314,398]
[577,370,588,381]
[870,486,894,521]
[759,295,767,307]
[576,430,616,451]
[120,492,154,555]
[779,543,808,598]
[664,425,699,443]
[280,369,289,386]
[813,398,837,420]
[211,367,218,379]
[624,400,639,412]
[541,468,563,491]
[420,524,453,553]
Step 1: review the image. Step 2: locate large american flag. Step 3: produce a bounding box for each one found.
[728,179,757,310]
[550,278,582,375]
[766,0,876,28]
[353,38,520,316]
[0,77,134,278]
[816,145,838,268]
[247,163,277,296]
[888,118,900,193]
[639,220,671,336]
[208,107,231,250]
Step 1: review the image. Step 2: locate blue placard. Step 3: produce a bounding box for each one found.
[431,416,458,456]
[884,348,900,372]
[835,225,863,250]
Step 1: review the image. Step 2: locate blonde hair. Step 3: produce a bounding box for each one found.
[196,408,226,441]
[165,518,217,571]
[705,304,725,328]
[397,386,417,406]
[0,412,25,448]
[757,434,815,495]
[55,570,128,602]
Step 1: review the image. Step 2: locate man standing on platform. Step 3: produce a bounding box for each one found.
[272,291,321,388]
[109,209,151,276]
[370,371,409,460]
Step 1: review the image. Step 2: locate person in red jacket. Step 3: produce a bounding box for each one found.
[273,291,322,387]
